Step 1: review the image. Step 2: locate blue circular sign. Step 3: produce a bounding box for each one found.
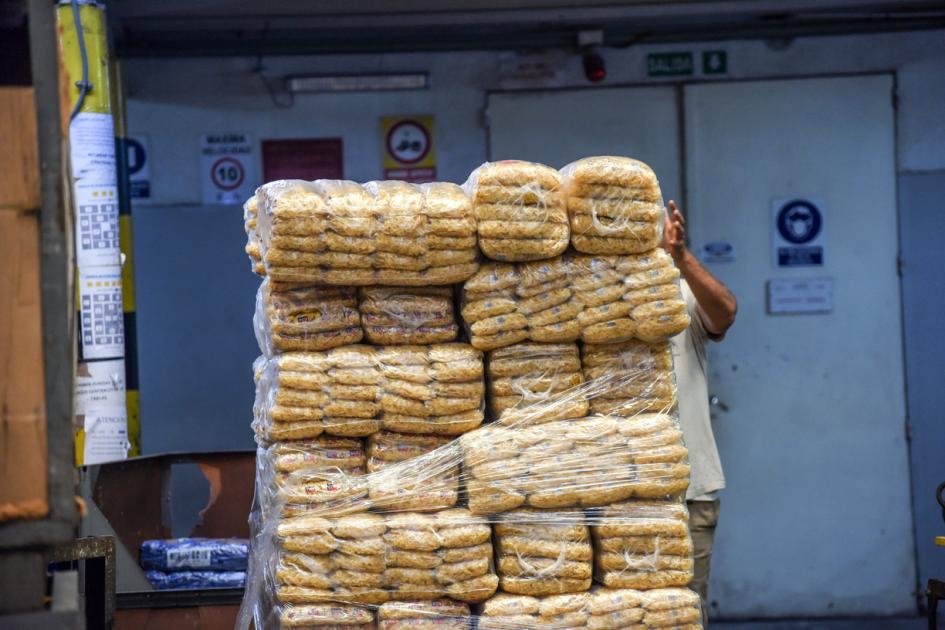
[776,200,821,244]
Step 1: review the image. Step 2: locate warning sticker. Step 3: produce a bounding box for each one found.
[77,359,126,414]
[381,116,436,182]
[83,408,129,466]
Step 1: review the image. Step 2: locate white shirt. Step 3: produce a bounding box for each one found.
[671,281,726,500]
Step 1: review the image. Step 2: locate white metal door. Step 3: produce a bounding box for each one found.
[684,75,913,618]
[487,87,681,202]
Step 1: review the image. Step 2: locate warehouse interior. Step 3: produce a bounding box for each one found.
[1,1,944,628]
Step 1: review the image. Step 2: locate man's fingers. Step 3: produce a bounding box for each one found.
[673,209,686,227]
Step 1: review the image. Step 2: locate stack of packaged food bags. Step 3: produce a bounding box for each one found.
[239,157,704,630]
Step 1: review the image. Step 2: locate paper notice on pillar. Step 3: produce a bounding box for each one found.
[79,266,125,360]
[200,133,255,205]
[83,408,129,465]
[74,182,121,268]
[69,112,118,186]
[77,359,127,415]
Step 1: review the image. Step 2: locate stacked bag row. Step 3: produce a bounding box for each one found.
[460,413,690,515]
[245,156,670,274]
[460,251,689,351]
[480,586,702,629]
[255,281,460,354]
[274,510,498,606]
[250,180,478,286]
[253,344,485,442]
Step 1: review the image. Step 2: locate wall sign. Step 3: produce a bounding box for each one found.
[647,52,693,77]
[200,133,255,205]
[772,197,825,267]
[702,50,728,75]
[126,134,151,201]
[701,240,735,263]
[767,277,833,315]
[381,115,436,182]
[262,138,343,182]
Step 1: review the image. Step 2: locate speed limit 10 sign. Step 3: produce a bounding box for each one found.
[200,133,255,205]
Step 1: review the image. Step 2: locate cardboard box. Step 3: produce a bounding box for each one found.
[0,87,48,523]
[0,87,41,210]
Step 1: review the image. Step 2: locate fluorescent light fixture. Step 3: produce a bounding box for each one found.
[287,73,429,93]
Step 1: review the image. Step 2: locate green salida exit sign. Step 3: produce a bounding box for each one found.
[647,52,693,77]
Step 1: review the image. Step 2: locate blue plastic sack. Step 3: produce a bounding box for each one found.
[145,570,246,590]
[139,538,249,572]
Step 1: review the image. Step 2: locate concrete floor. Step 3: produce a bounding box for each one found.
[713,617,930,629]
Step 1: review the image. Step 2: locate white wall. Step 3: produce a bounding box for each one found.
[123,28,945,617]
[126,28,945,197]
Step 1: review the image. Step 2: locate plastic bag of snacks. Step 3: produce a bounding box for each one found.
[253,180,479,286]
[560,156,664,255]
[486,342,588,423]
[461,252,689,351]
[358,286,459,345]
[254,279,363,354]
[464,161,570,262]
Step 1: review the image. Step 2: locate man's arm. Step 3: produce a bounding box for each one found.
[662,200,737,337]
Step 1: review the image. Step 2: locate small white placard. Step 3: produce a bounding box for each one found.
[167,547,213,569]
[70,112,117,187]
[771,197,825,268]
[701,241,735,263]
[767,277,833,314]
[83,407,129,465]
[200,133,255,205]
[76,359,126,414]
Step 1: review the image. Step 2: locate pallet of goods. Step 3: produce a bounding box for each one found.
[238,157,704,630]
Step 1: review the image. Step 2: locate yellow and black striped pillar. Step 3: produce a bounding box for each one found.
[58,0,136,464]
[112,60,141,457]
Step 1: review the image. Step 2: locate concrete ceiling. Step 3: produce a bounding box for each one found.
[97,0,945,56]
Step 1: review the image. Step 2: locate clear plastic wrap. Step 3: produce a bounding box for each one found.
[464,161,570,262]
[239,339,703,630]
[252,344,485,443]
[486,342,587,423]
[254,180,479,286]
[560,156,664,255]
[461,251,689,351]
[359,287,459,345]
[479,586,702,629]
[245,195,266,276]
[255,279,364,354]
[592,499,694,590]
